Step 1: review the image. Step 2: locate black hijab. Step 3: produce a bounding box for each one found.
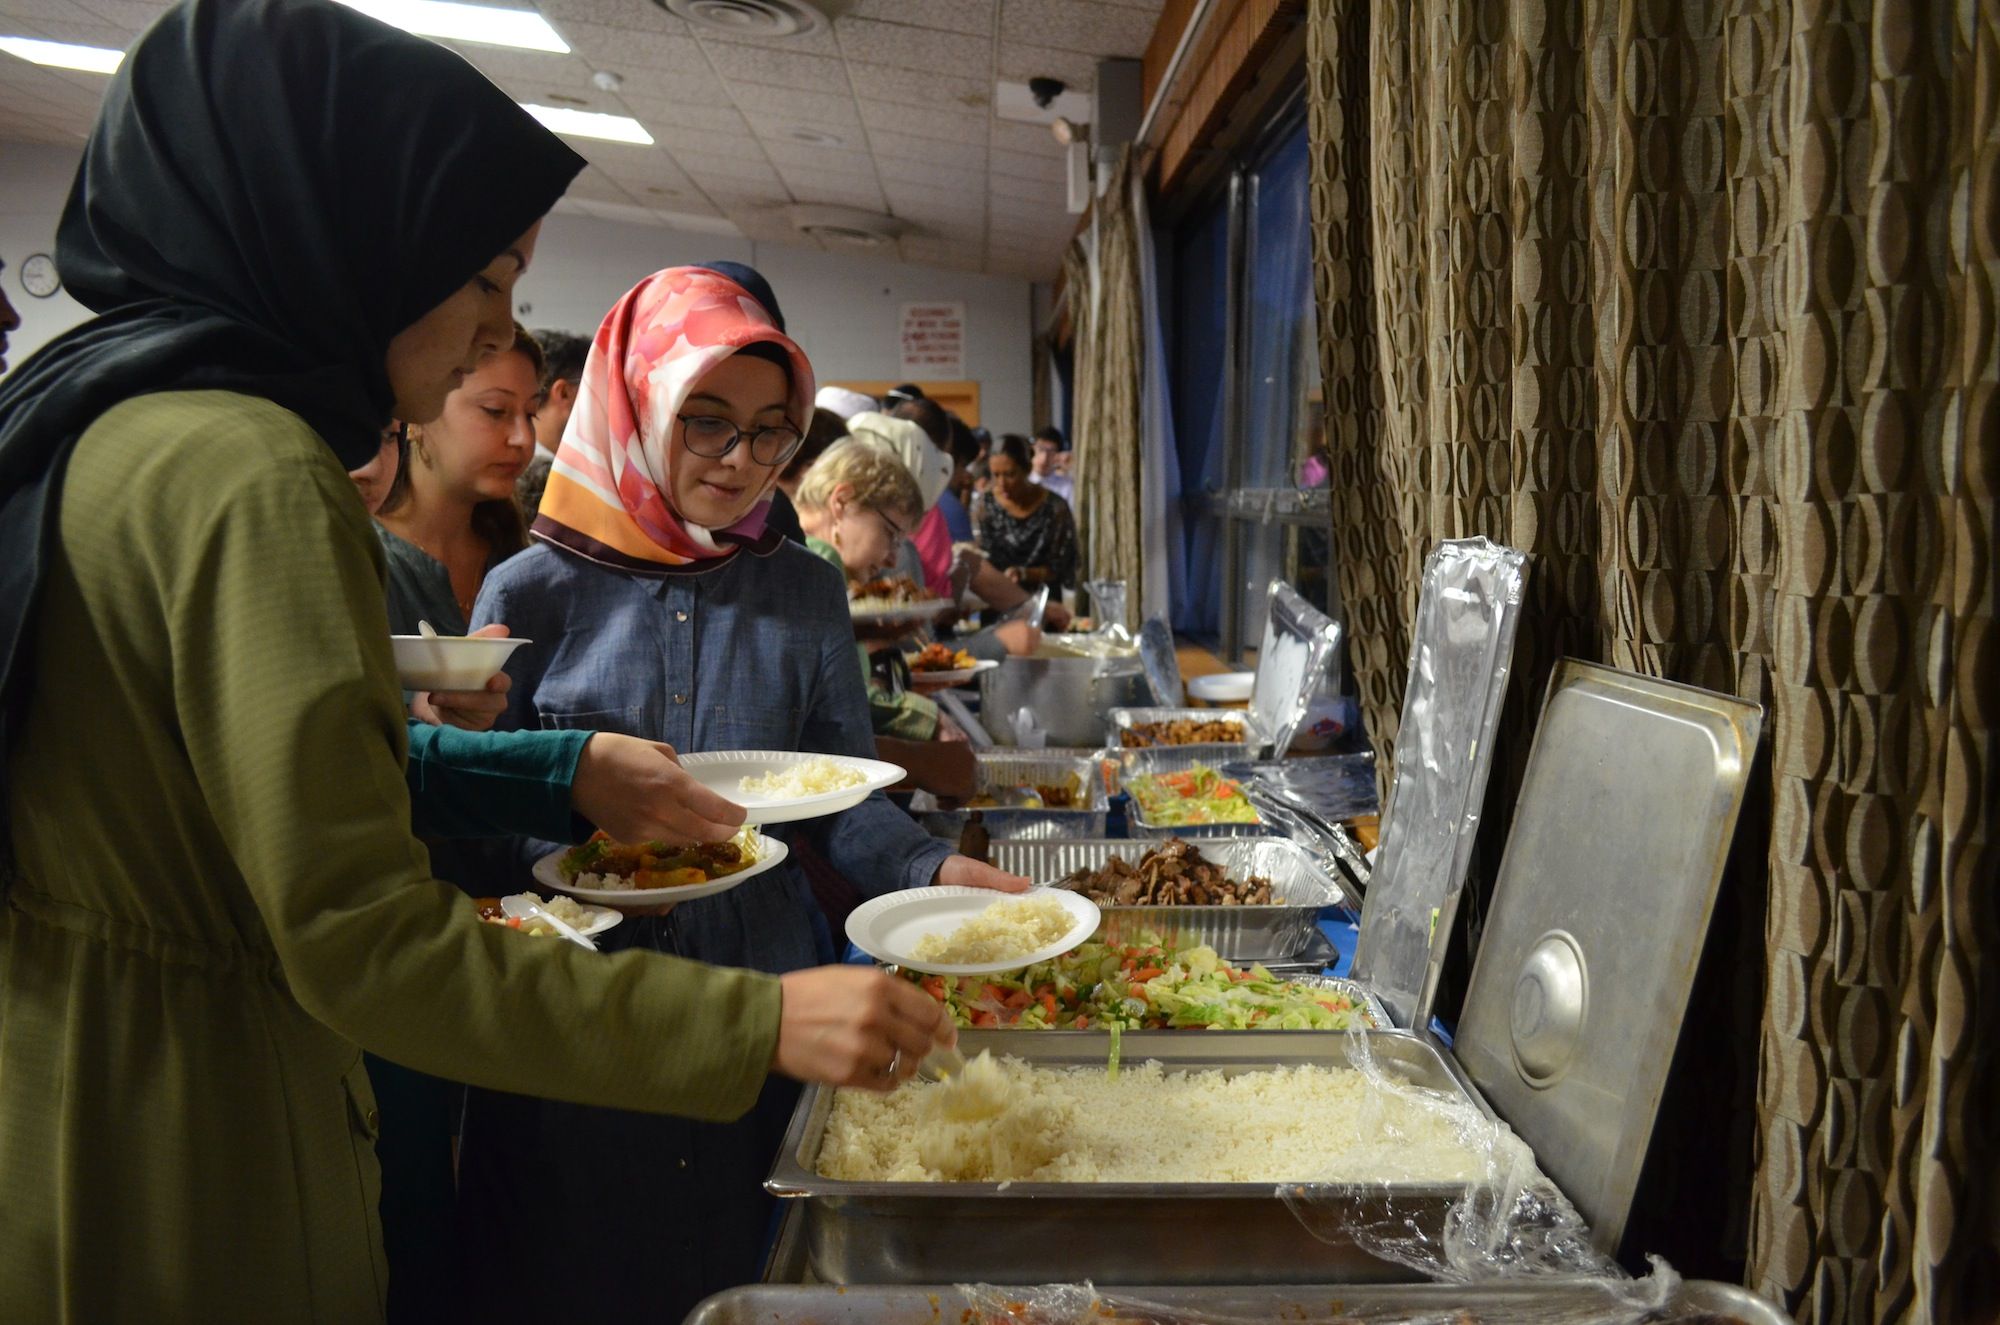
[0,0,583,800]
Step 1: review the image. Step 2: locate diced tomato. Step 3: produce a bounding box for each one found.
[980,983,1008,1004]
[1038,994,1059,1017]
[1001,988,1032,1010]
[1073,1017,1089,1029]
[970,1010,998,1027]
[921,976,946,1000]
[1133,967,1163,982]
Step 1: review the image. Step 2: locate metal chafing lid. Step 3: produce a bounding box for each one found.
[1453,660,1762,1254]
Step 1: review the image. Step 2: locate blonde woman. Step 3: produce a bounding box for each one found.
[795,438,957,746]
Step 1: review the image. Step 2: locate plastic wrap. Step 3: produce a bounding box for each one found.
[1249,581,1345,756]
[951,1268,1720,1324]
[1352,538,1527,1028]
[1137,614,1184,706]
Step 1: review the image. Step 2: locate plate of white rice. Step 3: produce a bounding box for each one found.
[679,750,906,823]
[846,887,1101,976]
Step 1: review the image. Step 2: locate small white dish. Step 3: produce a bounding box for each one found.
[531,833,790,905]
[1187,671,1256,704]
[678,750,905,824]
[904,657,999,687]
[481,893,621,938]
[845,886,1102,977]
[390,634,530,691]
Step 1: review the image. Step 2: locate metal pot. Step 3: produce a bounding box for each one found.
[978,652,1149,747]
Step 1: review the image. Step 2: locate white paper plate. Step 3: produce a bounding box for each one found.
[481,893,624,937]
[849,597,954,624]
[1187,671,1256,703]
[845,886,1102,976]
[531,833,790,905]
[679,750,905,823]
[390,635,531,691]
[904,657,999,687]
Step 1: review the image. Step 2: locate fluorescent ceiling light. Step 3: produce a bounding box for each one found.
[333,0,569,53]
[521,104,653,145]
[0,36,124,74]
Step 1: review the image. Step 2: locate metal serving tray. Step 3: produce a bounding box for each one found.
[765,1030,1488,1286]
[966,750,1112,840]
[690,1280,1791,1325]
[1108,706,1269,777]
[985,837,1344,962]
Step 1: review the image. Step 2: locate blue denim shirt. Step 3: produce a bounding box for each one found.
[471,538,953,976]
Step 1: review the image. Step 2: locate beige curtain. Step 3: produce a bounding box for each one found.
[1064,146,1146,626]
[1307,0,1998,1319]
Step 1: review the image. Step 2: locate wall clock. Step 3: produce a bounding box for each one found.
[20,254,60,299]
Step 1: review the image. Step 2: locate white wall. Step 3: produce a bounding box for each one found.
[0,140,1038,430]
[0,141,92,369]
[519,211,1037,430]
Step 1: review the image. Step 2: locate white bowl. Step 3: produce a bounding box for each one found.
[1187,670,1256,703]
[390,635,530,691]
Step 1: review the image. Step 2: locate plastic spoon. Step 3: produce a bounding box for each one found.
[417,619,439,639]
[498,895,597,950]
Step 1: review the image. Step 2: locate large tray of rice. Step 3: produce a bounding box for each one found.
[765,1030,1531,1286]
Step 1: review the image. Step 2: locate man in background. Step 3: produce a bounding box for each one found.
[1031,426,1075,504]
[516,329,588,517]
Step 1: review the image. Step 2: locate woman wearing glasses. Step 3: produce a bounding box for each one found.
[456,267,1023,1324]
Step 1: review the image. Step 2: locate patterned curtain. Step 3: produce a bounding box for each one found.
[1064,146,1147,626]
[1305,0,1998,1320]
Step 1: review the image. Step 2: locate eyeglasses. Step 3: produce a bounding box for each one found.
[677,414,804,467]
[870,507,909,550]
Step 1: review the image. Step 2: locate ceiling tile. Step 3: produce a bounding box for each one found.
[458,48,602,96]
[833,17,989,77]
[734,86,863,126]
[866,129,985,166]
[557,19,708,71]
[755,139,874,172]
[15,15,129,46]
[538,0,688,34]
[696,22,840,57]
[988,118,1068,155]
[845,61,989,114]
[997,0,1157,56]
[0,0,100,23]
[995,40,1100,92]
[990,145,1065,182]
[611,63,728,101]
[563,164,636,204]
[875,154,985,191]
[857,98,985,145]
[650,123,763,158]
[616,95,750,134]
[703,42,848,94]
[845,0,996,36]
[669,149,783,186]
[69,0,159,33]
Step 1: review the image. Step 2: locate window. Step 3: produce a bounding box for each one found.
[1162,97,1335,658]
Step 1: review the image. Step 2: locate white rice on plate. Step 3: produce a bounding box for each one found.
[819,1054,1502,1184]
[740,756,867,799]
[911,894,1076,965]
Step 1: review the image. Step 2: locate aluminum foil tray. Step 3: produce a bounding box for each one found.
[964,750,1111,840]
[1108,707,1268,778]
[986,837,1343,962]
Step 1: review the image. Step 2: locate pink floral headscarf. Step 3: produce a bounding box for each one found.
[533,266,814,574]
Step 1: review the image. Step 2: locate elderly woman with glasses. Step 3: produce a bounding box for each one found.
[454,267,1024,1325]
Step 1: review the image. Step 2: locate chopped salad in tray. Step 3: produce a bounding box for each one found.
[906,935,1370,1031]
[1127,763,1262,827]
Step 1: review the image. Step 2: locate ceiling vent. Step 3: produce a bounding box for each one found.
[786,204,909,248]
[657,0,836,38]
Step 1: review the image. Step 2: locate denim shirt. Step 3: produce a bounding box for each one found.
[471,538,953,976]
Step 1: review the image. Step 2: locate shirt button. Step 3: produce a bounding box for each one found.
[674,610,688,622]
[674,693,687,704]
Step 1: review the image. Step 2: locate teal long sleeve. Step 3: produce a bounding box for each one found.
[403,722,589,841]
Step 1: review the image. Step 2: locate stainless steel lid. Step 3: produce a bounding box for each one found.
[1249,581,1341,755]
[1453,660,1762,1255]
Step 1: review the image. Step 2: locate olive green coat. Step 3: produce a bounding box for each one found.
[0,392,783,1323]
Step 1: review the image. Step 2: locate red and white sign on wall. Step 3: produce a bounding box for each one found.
[898,302,965,379]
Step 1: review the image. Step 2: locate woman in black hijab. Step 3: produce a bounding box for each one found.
[0,2,953,1320]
